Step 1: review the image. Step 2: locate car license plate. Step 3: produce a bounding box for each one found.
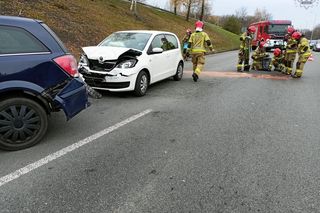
[105,76,119,81]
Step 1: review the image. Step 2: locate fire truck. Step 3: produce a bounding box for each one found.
[249,20,292,51]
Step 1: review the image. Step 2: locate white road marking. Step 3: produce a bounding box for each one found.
[0,109,153,188]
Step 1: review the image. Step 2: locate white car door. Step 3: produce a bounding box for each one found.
[146,34,170,83]
[163,34,181,77]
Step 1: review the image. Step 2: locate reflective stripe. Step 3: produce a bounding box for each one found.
[295,69,303,77]
[286,50,297,53]
[191,48,206,53]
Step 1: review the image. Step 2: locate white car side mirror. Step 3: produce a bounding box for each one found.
[152,47,163,54]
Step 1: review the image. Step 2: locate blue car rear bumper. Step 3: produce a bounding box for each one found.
[54,78,90,120]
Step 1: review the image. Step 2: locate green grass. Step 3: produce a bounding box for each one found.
[0,0,239,58]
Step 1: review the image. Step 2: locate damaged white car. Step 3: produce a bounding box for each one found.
[78,30,184,96]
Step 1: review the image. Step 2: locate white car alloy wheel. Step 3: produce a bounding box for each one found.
[140,75,148,93]
[134,71,149,96]
[173,62,183,81]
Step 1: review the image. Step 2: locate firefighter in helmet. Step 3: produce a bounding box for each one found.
[291,32,311,78]
[251,41,270,71]
[188,20,214,82]
[182,29,192,61]
[237,26,256,72]
[269,48,285,72]
[161,37,175,51]
[283,26,298,75]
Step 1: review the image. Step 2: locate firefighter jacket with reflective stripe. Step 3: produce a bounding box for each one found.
[252,48,268,60]
[286,36,298,53]
[189,31,212,53]
[272,54,284,62]
[297,37,311,55]
[239,32,252,50]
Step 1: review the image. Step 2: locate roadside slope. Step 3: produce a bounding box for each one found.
[0,0,239,57]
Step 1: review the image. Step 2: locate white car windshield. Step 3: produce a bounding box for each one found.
[99,32,152,51]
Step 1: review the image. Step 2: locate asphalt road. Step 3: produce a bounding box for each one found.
[1,51,320,213]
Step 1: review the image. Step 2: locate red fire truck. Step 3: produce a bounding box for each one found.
[249,20,292,51]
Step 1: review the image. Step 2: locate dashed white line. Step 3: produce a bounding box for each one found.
[0,109,153,187]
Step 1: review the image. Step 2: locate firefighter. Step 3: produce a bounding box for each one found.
[182,29,192,61]
[251,41,270,71]
[269,48,285,72]
[292,32,311,78]
[237,26,256,72]
[188,20,214,82]
[161,37,175,51]
[283,26,298,75]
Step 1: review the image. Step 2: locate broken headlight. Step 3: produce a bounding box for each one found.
[116,59,137,69]
[79,54,89,65]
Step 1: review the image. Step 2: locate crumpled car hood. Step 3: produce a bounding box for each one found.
[82,46,141,60]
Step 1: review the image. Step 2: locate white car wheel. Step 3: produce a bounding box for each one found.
[173,62,183,81]
[134,71,149,97]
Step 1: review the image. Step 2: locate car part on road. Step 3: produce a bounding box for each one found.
[79,70,102,99]
[85,84,102,99]
[0,97,48,151]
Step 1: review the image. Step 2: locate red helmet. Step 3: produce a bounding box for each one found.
[287,26,295,34]
[259,41,266,49]
[247,26,256,34]
[273,48,281,57]
[292,31,302,40]
[195,21,204,29]
[186,28,192,34]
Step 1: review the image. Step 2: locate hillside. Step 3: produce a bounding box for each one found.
[0,0,239,58]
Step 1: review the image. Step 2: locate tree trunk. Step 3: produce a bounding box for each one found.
[134,1,137,15]
[174,5,177,15]
[186,0,191,21]
[200,0,205,21]
[130,0,137,16]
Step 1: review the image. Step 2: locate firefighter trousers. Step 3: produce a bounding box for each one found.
[294,53,311,77]
[251,59,263,70]
[192,53,205,76]
[237,48,250,71]
[284,52,296,75]
[270,59,285,72]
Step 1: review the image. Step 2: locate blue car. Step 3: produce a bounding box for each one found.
[0,16,90,150]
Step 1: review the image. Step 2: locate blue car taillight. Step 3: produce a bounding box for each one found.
[54,55,79,77]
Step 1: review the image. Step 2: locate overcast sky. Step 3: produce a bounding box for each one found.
[146,0,319,30]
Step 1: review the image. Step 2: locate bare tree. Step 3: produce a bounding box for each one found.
[130,0,146,16]
[185,0,193,21]
[252,8,272,22]
[311,24,320,40]
[235,7,248,27]
[170,0,182,15]
[180,0,211,21]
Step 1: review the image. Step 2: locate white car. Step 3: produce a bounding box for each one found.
[78,30,184,96]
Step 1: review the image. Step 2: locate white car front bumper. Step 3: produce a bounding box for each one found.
[79,66,138,92]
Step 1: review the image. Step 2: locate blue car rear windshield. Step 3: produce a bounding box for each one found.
[99,32,151,51]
